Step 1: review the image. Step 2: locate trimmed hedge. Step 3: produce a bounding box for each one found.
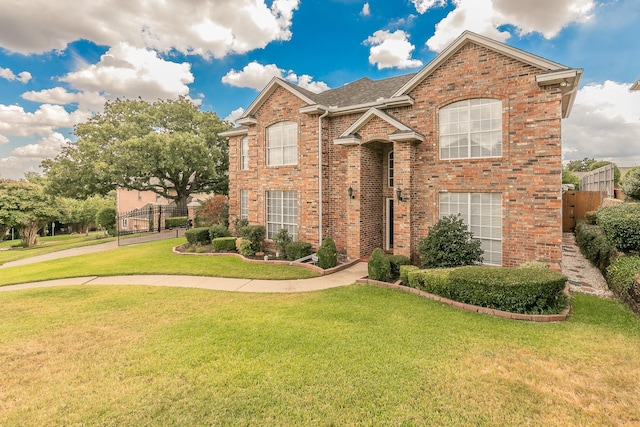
[575,220,617,273]
[387,255,410,280]
[606,255,640,294]
[400,265,419,285]
[209,224,231,239]
[185,227,211,245]
[368,248,391,282]
[317,238,338,269]
[286,242,313,261]
[165,216,188,228]
[409,266,568,314]
[597,204,640,253]
[212,237,237,252]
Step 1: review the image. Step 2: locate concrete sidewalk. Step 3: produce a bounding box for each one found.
[0,262,369,293]
[0,240,119,269]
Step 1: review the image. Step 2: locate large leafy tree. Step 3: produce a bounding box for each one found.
[565,157,597,172]
[0,180,60,247]
[42,97,231,209]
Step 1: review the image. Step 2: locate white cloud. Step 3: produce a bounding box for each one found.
[21,87,106,111]
[0,104,89,139]
[365,30,423,70]
[0,0,300,58]
[411,0,447,14]
[0,67,32,83]
[222,61,329,93]
[426,0,594,52]
[0,156,41,180]
[563,81,640,167]
[224,107,245,124]
[361,3,371,16]
[11,132,69,159]
[60,42,194,101]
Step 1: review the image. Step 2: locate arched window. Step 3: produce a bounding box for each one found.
[267,121,298,166]
[439,99,502,159]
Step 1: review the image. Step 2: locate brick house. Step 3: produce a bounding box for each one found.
[220,31,581,269]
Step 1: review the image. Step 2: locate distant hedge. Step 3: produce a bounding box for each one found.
[407,266,568,315]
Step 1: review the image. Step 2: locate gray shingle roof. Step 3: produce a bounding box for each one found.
[281,73,417,109]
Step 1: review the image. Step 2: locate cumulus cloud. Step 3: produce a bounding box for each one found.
[11,132,70,159]
[0,67,32,83]
[425,0,594,52]
[60,42,194,101]
[0,0,299,58]
[365,30,423,70]
[563,81,640,167]
[411,0,447,14]
[0,104,90,139]
[222,61,329,93]
[22,87,106,111]
[361,3,371,16]
[224,107,245,124]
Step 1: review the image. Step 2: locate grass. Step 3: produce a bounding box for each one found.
[0,232,115,266]
[0,238,319,285]
[0,285,638,425]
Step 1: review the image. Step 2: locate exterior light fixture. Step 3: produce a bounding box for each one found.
[559,78,569,87]
[348,186,355,199]
[396,188,404,202]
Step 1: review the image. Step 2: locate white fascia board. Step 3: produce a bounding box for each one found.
[300,96,414,117]
[240,77,316,119]
[338,108,412,138]
[389,131,425,143]
[535,69,580,85]
[235,117,257,125]
[333,136,361,146]
[219,127,249,137]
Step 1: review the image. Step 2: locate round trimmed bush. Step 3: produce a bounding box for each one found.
[368,248,390,282]
[317,238,338,269]
[418,214,483,268]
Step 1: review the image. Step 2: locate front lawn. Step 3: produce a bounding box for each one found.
[0,238,318,286]
[0,285,638,425]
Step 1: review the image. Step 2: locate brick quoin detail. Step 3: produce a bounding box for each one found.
[227,40,568,269]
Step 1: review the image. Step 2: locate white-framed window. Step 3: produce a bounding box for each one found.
[240,137,249,170]
[240,189,248,219]
[121,218,128,229]
[388,151,394,188]
[266,190,298,240]
[439,99,502,159]
[439,192,502,266]
[267,121,298,166]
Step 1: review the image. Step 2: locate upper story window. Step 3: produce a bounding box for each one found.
[240,137,249,170]
[267,121,298,166]
[439,99,502,160]
[388,151,394,188]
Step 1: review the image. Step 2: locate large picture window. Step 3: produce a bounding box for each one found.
[267,121,297,166]
[266,190,298,240]
[439,192,502,265]
[240,190,248,219]
[439,99,502,159]
[240,137,249,170]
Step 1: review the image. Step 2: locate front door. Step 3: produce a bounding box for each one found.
[386,198,394,251]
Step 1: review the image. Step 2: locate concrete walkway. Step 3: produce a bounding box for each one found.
[0,262,369,293]
[0,240,119,269]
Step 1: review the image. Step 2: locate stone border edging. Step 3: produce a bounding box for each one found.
[357,277,572,322]
[172,246,360,275]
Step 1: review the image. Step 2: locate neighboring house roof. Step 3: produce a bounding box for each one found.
[229,30,581,126]
[632,77,640,91]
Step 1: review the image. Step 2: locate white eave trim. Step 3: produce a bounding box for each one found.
[631,77,640,91]
[333,136,361,146]
[300,96,414,117]
[535,69,580,85]
[235,116,257,125]
[389,131,425,143]
[219,127,249,137]
[340,107,413,136]
[239,77,317,119]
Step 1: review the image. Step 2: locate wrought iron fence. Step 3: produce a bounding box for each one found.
[117,204,189,246]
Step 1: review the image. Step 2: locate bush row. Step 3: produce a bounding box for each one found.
[407,266,568,314]
[596,204,640,253]
[575,220,617,273]
[367,249,410,282]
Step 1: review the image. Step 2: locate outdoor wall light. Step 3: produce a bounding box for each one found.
[348,186,355,199]
[396,188,404,202]
[559,78,569,87]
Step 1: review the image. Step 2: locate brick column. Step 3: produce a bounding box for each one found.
[345,145,362,260]
[393,141,414,258]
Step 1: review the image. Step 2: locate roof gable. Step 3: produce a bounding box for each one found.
[334,108,424,145]
[241,77,318,118]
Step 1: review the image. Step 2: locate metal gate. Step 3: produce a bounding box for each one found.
[562,191,605,232]
[117,204,188,246]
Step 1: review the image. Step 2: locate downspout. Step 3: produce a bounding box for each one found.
[318,108,330,247]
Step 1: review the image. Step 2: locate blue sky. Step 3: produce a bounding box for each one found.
[0,0,639,180]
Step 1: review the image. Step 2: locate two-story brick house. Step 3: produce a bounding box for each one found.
[220,31,581,269]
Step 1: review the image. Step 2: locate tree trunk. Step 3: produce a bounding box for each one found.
[19,222,40,247]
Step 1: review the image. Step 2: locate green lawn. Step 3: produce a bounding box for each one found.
[0,232,115,266]
[0,238,319,285]
[0,285,638,426]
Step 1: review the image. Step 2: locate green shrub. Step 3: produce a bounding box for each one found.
[575,220,617,272]
[238,239,255,257]
[165,216,188,228]
[185,227,211,245]
[97,207,117,230]
[240,225,266,252]
[606,256,640,294]
[519,261,549,269]
[399,265,419,285]
[209,224,231,239]
[286,242,313,261]
[212,237,237,252]
[621,166,640,200]
[317,238,338,269]
[418,214,483,268]
[387,255,410,280]
[273,229,293,258]
[232,218,249,236]
[409,268,454,297]
[368,248,391,282]
[585,211,598,225]
[597,204,640,253]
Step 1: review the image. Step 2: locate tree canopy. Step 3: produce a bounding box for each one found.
[565,157,597,172]
[42,97,231,208]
